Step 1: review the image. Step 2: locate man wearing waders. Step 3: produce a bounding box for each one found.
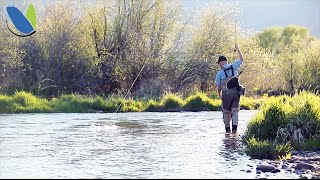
[215,44,244,134]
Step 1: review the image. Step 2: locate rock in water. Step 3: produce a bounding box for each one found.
[256,165,276,172]
[294,163,315,170]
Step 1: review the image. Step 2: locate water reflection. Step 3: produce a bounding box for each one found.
[223,134,241,152]
[219,133,242,162]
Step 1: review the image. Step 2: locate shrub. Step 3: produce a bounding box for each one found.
[0,94,13,113]
[145,99,162,112]
[244,91,320,159]
[53,94,92,113]
[245,100,289,141]
[244,137,292,160]
[184,92,215,111]
[160,93,185,112]
[118,99,144,112]
[11,91,52,113]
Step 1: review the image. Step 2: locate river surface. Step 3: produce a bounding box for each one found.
[0,111,300,179]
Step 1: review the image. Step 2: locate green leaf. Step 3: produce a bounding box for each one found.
[25,4,36,29]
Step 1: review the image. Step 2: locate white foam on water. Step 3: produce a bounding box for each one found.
[90,123,118,132]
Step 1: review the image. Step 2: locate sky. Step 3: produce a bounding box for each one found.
[2,0,320,37]
[183,0,320,37]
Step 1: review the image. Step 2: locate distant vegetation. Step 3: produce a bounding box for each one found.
[0,0,319,99]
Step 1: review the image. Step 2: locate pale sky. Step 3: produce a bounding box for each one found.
[2,0,320,37]
[183,0,320,37]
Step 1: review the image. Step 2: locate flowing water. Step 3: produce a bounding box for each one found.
[0,111,299,179]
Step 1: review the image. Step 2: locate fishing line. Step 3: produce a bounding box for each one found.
[115,59,148,113]
[233,9,237,59]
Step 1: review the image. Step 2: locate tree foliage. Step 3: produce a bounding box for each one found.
[0,0,319,98]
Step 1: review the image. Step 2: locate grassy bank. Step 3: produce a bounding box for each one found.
[0,91,263,113]
[242,91,320,160]
[2,90,319,159]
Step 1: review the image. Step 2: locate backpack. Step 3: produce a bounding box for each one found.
[222,65,246,96]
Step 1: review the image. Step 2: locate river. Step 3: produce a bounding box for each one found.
[0,111,300,178]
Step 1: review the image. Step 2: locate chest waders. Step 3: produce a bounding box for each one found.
[220,65,240,133]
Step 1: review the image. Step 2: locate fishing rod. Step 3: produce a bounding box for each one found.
[115,59,147,113]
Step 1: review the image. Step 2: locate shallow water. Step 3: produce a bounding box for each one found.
[0,111,299,179]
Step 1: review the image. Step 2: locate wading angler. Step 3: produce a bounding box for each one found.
[215,44,245,134]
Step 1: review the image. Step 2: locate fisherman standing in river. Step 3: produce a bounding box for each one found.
[215,44,245,134]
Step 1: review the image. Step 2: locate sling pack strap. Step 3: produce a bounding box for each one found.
[223,65,234,77]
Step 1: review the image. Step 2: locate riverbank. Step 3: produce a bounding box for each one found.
[1,90,320,179]
[241,91,320,179]
[249,150,320,179]
[0,91,263,113]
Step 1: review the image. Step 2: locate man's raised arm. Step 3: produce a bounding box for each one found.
[235,44,244,62]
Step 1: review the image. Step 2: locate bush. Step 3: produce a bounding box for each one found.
[276,95,320,149]
[53,94,93,113]
[244,137,292,160]
[240,96,262,110]
[243,91,320,159]
[160,93,185,112]
[184,92,215,111]
[11,91,52,113]
[118,99,144,112]
[0,95,13,113]
[300,136,320,151]
[208,91,218,99]
[145,99,162,112]
[245,100,289,141]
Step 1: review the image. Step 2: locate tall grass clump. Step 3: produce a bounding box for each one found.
[207,91,219,99]
[244,96,291,140]
[184,92,218,111]
[244,137,292,159]
[90,95,123,112]
[117,99,145,112]
[243,91,320,159]
[299,136,320,151]
[275,91,320,149]
[11,91,53,113]
[0,94,14,113]
[91,96,109,112]
[97,95,123,113]
[159,93,185,112]
[53,94,94,113]
[240,96,264,110]
[145,99,162,112]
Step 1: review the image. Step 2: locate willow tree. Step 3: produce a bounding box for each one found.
[0,1,28,93]
[180,1,238,93]
[257,25,319,94]
[82,0,185,97]
[30,1,96,97]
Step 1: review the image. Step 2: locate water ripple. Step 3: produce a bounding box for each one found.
[0,111,299,179]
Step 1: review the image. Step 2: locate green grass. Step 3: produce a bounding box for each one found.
[2,90,318,160]
[243,91,320,159]
[184,92,219,111]
[244,136,292,160]
[299,136,320,151]
[240,96,265,110]
[0,90,270,113]
[159,93,185,112]
[145,99,162,112]
[0,94,14,113]
[11,91,53,113]
[117,99,145,112]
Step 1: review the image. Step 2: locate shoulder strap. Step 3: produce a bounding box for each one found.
[223,65,234,77]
